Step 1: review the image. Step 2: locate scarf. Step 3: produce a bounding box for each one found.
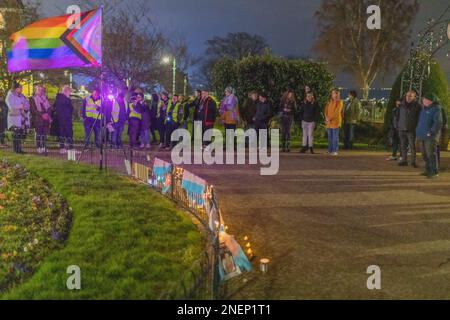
[34,94,51,113]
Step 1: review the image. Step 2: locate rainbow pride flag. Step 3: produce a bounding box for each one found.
[7,8,102,73]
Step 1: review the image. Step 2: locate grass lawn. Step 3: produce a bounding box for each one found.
[0,152,203,300]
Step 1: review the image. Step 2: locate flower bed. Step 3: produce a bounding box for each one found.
[0,160,72,293]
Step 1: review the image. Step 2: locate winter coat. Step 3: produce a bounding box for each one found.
[299,101,320,123]
[416,103,443,141]
[279,100,296,117]
[324,100,344,129]
[29,95,52,130]
[254,101,271,124]
[220,94,240,125]
[397,101,421,132]
[6,90,30,129]
[140,102,151,130]
[343,98,361,124]
[241,98,257,125]
[197,97,217,127]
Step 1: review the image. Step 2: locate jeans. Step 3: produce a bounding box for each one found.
[111,122,125,148]
[399,130,416,164]
[140,129,151,146]
[343,123,355,149]
[83,118,101,148]
[327,128,340,153]
[302,121,316,147]
[35,126,48,149]
[391,129,400,157]
[421,139,438,176]
[280,115,293,148]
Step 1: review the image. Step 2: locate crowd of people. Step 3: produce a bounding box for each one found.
[387,90,447,179]
[0,83,447,178]
[0,84,370,156]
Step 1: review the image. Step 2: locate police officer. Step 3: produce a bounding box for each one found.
[82,88,102,148]
[128,93,143,149]
[164,94,183,150]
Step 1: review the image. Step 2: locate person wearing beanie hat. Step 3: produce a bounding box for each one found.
[416,93,443,178]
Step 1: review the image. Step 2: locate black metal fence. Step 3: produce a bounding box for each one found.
[2,134,222,300]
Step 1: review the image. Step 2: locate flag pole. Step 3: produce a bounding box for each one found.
[99,6,105,171]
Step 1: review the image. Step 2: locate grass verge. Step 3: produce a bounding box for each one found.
[0,152,203,300]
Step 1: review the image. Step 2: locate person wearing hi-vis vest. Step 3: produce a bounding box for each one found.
[81,88,102,148]
[163,94,183,150]
[128,93,144,149]
[109,92,129,149]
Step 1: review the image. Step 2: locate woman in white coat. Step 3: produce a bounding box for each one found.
[6,83,30,154]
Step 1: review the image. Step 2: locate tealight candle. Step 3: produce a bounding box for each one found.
[260,258,270,273]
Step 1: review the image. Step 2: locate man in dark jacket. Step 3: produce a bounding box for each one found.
[198,89,217,147]
[254,92,271,149]
[397,90,421,167]
[387,99,402,161]
[437,106,448,167]
[416,93,443,179]
[241,91,258,129]
[343,90,361,150]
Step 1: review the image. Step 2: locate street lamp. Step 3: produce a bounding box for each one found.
[162,56,177,96]
[64,70,73,89]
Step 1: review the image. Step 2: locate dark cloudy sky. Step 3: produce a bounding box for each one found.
[27,0,450,87]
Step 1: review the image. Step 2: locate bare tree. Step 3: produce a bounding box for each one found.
[314,0,419,99]
[0,0,40,92]
[201,32,270,86]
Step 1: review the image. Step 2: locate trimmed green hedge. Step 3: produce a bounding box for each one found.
[212,53,335,109]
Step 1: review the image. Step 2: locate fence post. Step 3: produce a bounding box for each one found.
[171,165,175,201]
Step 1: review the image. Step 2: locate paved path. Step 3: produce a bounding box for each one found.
[176,150,450,299]
[24,143,450,299]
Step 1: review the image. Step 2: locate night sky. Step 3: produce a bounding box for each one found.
[26,0,450,87]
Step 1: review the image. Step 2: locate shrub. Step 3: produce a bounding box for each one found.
[384,59,450,150]
[212,53,335,113]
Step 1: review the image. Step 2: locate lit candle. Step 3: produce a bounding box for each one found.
[243,236,249,241]
[246,248,253,258]
[245,242,251,249]
[260,258,270,273]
